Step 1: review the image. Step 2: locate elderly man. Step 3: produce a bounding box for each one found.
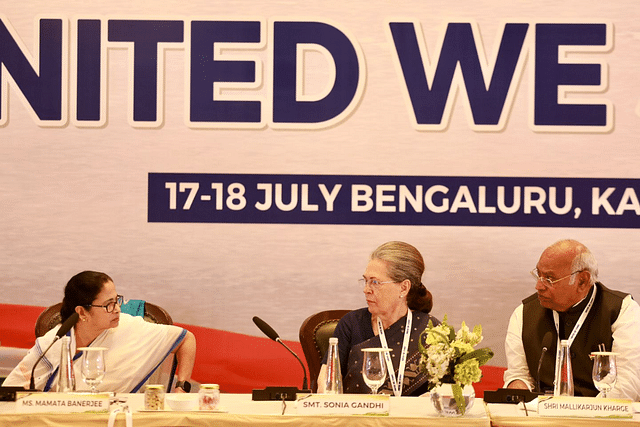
[504,239,640,399]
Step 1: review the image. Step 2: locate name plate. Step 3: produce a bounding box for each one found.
[297,394,389,415]
[538,396,632,418]
[15,392,110,413]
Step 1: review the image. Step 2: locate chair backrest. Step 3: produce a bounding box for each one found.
[35,301,173,338]
[299,309,350,392]
[35,302,64,338]
[139,302,173,325]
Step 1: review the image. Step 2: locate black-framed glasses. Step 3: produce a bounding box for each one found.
[358,278,397,290]
[530,269,583,287]
[86,295,125,313]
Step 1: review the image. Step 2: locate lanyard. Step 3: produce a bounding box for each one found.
[552,285,597,376]
[377,309,412,397]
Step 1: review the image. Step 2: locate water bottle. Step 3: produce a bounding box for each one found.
[554,339,574,396]
[324,337,343,394]
[57,335,76,392]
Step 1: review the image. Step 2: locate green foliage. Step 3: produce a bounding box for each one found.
[419,314,494,391]
[452,383,465,415]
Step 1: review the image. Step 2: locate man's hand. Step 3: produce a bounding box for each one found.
[507,379,530,390]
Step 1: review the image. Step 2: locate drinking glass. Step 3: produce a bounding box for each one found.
[591,351,617,398]
[78,347,107,393]
[361,348,388,395]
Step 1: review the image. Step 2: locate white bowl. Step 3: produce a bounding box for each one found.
[165,393,199,411]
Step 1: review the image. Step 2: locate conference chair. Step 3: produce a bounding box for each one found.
[34,300,177,391]
[299,309,349,392]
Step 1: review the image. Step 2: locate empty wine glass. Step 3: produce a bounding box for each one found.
[78,347,106,393]
[361,348,388,395]
[591,351,617,398]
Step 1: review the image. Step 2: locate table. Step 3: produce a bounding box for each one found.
[486,402,640,426]
[0,393,490,427]
[4,393,640,426]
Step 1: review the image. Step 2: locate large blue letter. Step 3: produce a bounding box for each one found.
[272,21,361,125]
[389,22,528,128]
[76,19,102,123]
[189,21,261,124]
[534,23,608,128]
[108,20,183,123]
[0,18,63,123]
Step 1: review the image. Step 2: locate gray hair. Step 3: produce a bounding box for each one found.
[552,239,598,286]
[570,248,598,286]
[370,241,424,287]
[370,241,433,313]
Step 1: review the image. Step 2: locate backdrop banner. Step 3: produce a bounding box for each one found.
[1,0,639,375]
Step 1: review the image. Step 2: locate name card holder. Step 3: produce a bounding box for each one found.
[538,395,632,419]
[297,394,389,416]
[15,392,110,413]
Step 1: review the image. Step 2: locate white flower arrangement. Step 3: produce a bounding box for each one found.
[419,315,494,414]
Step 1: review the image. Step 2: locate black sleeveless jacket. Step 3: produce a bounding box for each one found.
[522,282,627,396]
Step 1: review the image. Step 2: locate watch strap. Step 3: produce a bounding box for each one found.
[175,380,191,392]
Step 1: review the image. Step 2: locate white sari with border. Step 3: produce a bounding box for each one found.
[4,313,186,393]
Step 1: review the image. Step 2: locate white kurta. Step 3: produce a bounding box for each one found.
[503,294,640,401]
[4,313,186,393]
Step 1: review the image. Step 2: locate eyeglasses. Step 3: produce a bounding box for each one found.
[530,269,583,287]
[86,295,125,313]
[358,278,397,289]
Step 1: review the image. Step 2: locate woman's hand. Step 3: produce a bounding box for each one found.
[173,331,197,392]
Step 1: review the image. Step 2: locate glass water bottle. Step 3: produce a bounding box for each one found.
[324,337,343,394]
[554,339,574,396]
[57,335,76,392]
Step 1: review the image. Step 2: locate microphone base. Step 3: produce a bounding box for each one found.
[0,386,36,402]
[252,386,311,401]
[483,388,541,404]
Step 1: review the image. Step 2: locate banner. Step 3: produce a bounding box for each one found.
[1,0,639,372]
[149,173,640,227]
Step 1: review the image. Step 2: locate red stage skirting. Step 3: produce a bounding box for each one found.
[0,304,505,396]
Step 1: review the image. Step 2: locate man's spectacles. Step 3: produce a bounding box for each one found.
[530,269,583,287]
[358,278,396,289]
[86,295,125,313]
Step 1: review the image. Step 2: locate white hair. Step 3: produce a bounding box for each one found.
[568,243,598,286]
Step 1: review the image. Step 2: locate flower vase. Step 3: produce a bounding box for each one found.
[430,383,475,416]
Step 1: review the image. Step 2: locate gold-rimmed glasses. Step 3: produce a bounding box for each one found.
[358,278,397,290]
[530,269,583,287]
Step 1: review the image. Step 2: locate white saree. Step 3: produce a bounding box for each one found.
[4,313,186,393]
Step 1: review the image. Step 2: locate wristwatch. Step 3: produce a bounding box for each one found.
[175,380,191,393]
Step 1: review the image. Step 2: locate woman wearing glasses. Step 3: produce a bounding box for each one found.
[4,270,196,393]
[317,241,439,396]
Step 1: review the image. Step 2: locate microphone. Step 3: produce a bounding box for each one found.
[536,331,554,393]
[253,316,280,341]
[29,312,79,391]
[252,316,309,391]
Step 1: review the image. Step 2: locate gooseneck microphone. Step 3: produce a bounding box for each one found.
[29,312,79,391]
[252,316,309,391]
[536,331,554,393]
